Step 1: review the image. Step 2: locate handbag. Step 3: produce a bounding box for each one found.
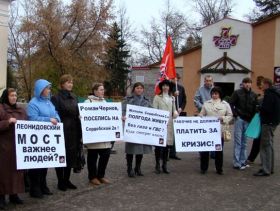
[74,142,86,173]
[222,124,231,142]
[245,113,261,139]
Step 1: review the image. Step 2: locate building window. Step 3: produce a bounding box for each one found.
[136,75,144,82]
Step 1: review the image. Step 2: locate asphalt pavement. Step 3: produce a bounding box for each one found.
[6,126,280,211]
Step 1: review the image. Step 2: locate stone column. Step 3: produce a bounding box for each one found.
[0,0,13,95]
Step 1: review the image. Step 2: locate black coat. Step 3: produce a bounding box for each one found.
[260,87,280,125]
[229,88,258,122]
[51,90,82,168]
[174,84,187,111]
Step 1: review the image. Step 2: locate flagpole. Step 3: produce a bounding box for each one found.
[175,78,179,113]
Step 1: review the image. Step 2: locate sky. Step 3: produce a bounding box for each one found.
[113,0,256,27]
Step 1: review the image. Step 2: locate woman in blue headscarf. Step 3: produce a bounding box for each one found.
[27,79,60,198]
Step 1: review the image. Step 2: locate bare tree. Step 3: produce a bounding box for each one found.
[117,4,136,48]
[138,0,189,64]
[192,0,233,26]
[115,4,136,89]
[8,0,38,100]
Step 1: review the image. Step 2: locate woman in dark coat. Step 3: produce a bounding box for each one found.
[51,74,82,191]
[0,88,27,209]
[122,82,152,177]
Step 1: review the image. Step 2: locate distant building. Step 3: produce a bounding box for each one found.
[131,14,280,115]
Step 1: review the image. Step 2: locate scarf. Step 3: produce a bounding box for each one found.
[0,89,17,109]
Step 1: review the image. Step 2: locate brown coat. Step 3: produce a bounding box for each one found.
[0,104,27,194]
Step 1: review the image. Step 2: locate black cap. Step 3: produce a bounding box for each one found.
[159,79,173,91]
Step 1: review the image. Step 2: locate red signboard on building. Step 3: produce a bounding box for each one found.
[274,67,280,87]
[213,27,239,49]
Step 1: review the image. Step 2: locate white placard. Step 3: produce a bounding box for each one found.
[78,102,123,144]
[15,120,66,169]
[174,116,222,152]
[123,104,170,146]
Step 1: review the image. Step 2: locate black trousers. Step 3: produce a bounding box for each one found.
[55,167,71,184]
[247,136,261,162]
[28,168,48,193]
[87,148,111,180]
[200,140,224,172]
[155,146,169,165]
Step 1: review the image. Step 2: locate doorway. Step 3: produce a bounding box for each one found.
[214,82,235,101]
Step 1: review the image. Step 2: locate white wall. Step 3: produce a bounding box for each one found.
[201,18,252,68]
[200,18,252,89]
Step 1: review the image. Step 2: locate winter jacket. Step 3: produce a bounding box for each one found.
[51,89,82,167]
[199,99,233,134]
[229,88,258,122]
[0,103,27,194]
[173,83,187,111]
[194,85,212,111]
[27,79,60,122]
[260,87,280,125]
[122,94,152,154]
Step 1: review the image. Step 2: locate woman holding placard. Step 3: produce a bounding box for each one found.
[199,87,232,175]
[0,88,27,208]
[122,82,152,177]
[84,83,111,186]
[153,79,178,174]
[51,74,82,191]
[27,79,61,198]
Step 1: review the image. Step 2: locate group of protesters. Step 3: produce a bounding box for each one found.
[0,73,279,209]
[195,75,280,176]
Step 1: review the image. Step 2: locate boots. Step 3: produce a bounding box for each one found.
[135,155,144,176]
[29,169,43,198]
[162,147,170,174]
[64,167,77,189]
[40,169,52,195]
[9,194,23,205]
[126,154,135,177]
[24,171,30,193]
[0,195,6,210]
[56,167,67,191]
[56,167,76,191]
[155,148,161,174]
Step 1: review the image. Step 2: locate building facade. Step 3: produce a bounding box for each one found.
[131,14,280,115]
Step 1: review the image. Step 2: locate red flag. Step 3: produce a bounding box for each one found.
[155,36,177,94]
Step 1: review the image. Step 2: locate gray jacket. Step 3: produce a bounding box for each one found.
[122,94,152,154]
[194,85,212,111]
